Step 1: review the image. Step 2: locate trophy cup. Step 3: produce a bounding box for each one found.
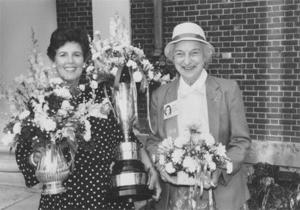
[35,143,70,195]
[110,80,152,201]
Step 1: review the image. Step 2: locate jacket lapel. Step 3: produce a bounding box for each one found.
[163,78,179,138]
[206,76,221,142]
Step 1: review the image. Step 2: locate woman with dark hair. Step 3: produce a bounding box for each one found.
[15,28,161,210]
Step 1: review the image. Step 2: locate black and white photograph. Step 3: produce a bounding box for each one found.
[0,0,299,210]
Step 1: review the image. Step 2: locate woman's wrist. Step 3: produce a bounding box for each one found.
[148,165,159,176]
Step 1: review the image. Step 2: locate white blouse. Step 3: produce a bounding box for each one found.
[177,69,209,136]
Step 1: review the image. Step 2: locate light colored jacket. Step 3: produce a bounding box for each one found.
[146,75,251,210]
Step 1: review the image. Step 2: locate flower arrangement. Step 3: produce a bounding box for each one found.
[156,124,232,185]
[87,14,172,92]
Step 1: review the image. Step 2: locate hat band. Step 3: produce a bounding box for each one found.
[172,33,206,42]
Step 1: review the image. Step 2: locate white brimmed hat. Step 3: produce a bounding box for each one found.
[164,22,214,60]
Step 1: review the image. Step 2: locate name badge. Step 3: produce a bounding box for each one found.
[163,100,178,120]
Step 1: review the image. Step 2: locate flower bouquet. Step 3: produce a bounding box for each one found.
[88,14,171,92]
[156,124,233,187]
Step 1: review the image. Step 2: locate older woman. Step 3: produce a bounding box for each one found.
[15,28,160,210]
[146,22,251,210]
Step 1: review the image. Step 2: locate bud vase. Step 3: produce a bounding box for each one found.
[35,143,70,195]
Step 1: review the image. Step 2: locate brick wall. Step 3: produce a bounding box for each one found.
[131,0,300,142]
[56,0,93,36]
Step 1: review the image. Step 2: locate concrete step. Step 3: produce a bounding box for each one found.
[0,171,25,186]
[0,145,19,172]
[0,185,40,210]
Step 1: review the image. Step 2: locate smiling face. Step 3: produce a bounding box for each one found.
[54,41,84,84]
[173,40,206,85]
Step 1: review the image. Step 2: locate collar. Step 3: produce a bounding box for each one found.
[178,69,207,97]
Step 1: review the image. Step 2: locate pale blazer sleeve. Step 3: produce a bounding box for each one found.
[145,87,162,159]
[221,80,251,184]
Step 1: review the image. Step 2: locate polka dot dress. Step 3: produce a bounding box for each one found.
[15,82,135,210]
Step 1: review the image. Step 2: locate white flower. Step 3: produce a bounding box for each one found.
[54,87,72,99]
[165,162,176,174]
[62,126,75,141]
[126,60,137,69]
[111,67,118,76]
[191,133,203,144]
[13,122,21,134]
[49,77,64,85]
[1,132,15,146]
[44,119,57,132]
[174,134,189,148]
[86,65,94,73]
[215,144,227,157]
[76,103,87,117]
[19,110,30,120]
[37,95,45,104]
[92,52,101,60]
[195,145,201,152]
[92,74,98,80]
[39,72,48,86]
[160,137,174,150]
[132,71,143,82]
[171,148,185,164]
[42,103,49,112]
[79,84,85,91]
[161,74,170,84]
[200,133,215,146]
[158,154,166,165]
[61,100,73,111]
[90,80,98,90]
[141,59,153,70]
[148,70,154,80]
[57,109,68,117]
[153,72,162,81]
[35,115,56,132]
[182,156,197,173]
[226,161,233,174]
[208,161,217,171]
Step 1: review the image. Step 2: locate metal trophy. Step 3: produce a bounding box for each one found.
[35,143,70,195]
[110,81,152,201]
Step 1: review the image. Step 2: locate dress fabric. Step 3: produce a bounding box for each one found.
[15,82,135,210]
[167,185,210,210]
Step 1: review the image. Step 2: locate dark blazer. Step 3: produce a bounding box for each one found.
[146,75,251,210]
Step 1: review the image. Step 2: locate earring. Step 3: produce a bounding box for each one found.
[52,63,56,69]
[83,63,87,68]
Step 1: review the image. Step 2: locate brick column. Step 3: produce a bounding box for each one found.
[56,0,93,36]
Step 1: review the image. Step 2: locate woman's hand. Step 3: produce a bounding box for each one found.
[157,165,177,185]
[29,147,46,167]
[147,167,162,201]
[133,167,162,210]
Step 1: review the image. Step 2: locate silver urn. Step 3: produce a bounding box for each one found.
[35,143,70,195]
